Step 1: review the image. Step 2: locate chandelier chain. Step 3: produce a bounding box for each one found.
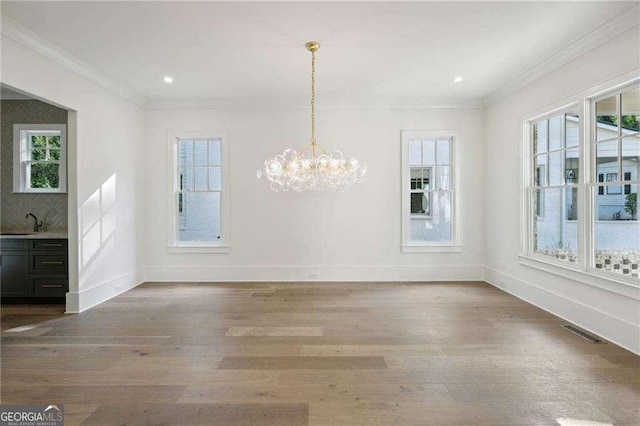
[311,50,316,155]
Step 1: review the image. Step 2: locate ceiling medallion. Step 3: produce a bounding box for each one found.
[257,41,367,192]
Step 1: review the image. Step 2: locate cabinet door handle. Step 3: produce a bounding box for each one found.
[41,243,63,247]
[41,284,63,288]
[41,261,64,265]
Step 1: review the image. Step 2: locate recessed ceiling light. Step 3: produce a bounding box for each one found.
[163,76,174,83]
[453,76,463,83]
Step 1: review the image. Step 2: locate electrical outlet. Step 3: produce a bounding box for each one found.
[115,285,121,293]
[497,279,506,288]
[308,273,318,280]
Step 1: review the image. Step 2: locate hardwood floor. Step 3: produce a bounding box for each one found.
[1,281,639,425]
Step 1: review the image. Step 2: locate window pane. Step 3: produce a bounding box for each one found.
[209,166,221,191]
[534,120,548,154]
[621,87,640,132]
[410,191,451,242]
[181,166,193,190]
[180,140,194,165]
[194,141,208,165]
[30,135,47,148]
[549,151,563,186]
[621,136,640,170]
[436,140,450,165]
[533,187,578,262]
[593,186,639,279]
[410,167,431,190]
[596,140,619,177]
[410,167,423,190]
[194,166,208,190]
[408,141,421,166]
[209,140,222,165]
[566,114,579,147]
[410,192,430,215]
[31,148,46,161]
[548,116,563,151]
[535,154,547,186]
[48,135,61,148]
[435,166,450,190]
[596,95,618,141]
[29,163,59,189]
[49,148,61,161]
[422,140,435,165]
[178,192,221,242]
[564,148,579,184]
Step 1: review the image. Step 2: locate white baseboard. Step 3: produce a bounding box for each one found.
[144,265,485,283]
[65,268,144,313]
[484,266,640,355]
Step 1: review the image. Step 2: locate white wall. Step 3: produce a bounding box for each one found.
[485,26,640,353]
[144,106,485,282]
[1,35,146,312]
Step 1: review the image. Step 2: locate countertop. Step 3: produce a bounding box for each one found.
[0,232,68,240]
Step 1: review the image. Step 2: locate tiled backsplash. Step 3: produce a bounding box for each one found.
[1,100,68,232]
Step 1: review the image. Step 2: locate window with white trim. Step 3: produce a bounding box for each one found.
[530,110,580,263]
[592,85,639,278]
[169,133,229,252]
[523,83,639,283]
[13,124,66,193]
[401,131,461,252]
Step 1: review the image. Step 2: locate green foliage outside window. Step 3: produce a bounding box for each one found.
[29,134,61,189]
[597,115,640,132]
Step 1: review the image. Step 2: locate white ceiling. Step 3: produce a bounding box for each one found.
[1,1,637,106]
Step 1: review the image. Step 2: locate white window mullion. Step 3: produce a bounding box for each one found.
[579,99,591,274]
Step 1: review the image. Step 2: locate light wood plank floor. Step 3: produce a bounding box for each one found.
[1,282,639,425]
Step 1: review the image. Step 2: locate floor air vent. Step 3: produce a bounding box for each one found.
[561,325,606,344]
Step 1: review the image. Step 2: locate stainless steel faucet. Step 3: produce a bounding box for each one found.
[26,212,43,232]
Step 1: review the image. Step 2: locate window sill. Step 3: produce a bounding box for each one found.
[168,245,230,254]
[518,254,640,300]
[13,190,67,194]
[402,245,462,253]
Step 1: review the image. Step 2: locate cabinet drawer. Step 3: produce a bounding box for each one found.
[31,276,68,296]
[30,254,68,274]
[31,240,67,251]
[1,240,29,251]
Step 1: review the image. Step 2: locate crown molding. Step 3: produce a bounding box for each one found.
[1,16,148,108]
[145,98,485,110]
[482,4,640,107]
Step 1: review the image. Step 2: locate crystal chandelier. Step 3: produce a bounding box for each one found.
[257,41,367,192]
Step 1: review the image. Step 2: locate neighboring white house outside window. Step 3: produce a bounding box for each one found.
[401,130,461,252]
[168,132,229,253]
[13,124,67,193]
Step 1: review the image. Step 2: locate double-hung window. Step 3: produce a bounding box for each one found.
[592,86,639,278]
[401,131,461,252]
[530,110,580,262]
[13,124,67,193]
[523,82,639,285]
[168,132,229,252]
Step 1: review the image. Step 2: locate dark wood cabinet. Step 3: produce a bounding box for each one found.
[1,238,68,300]
[0,251,29,297]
